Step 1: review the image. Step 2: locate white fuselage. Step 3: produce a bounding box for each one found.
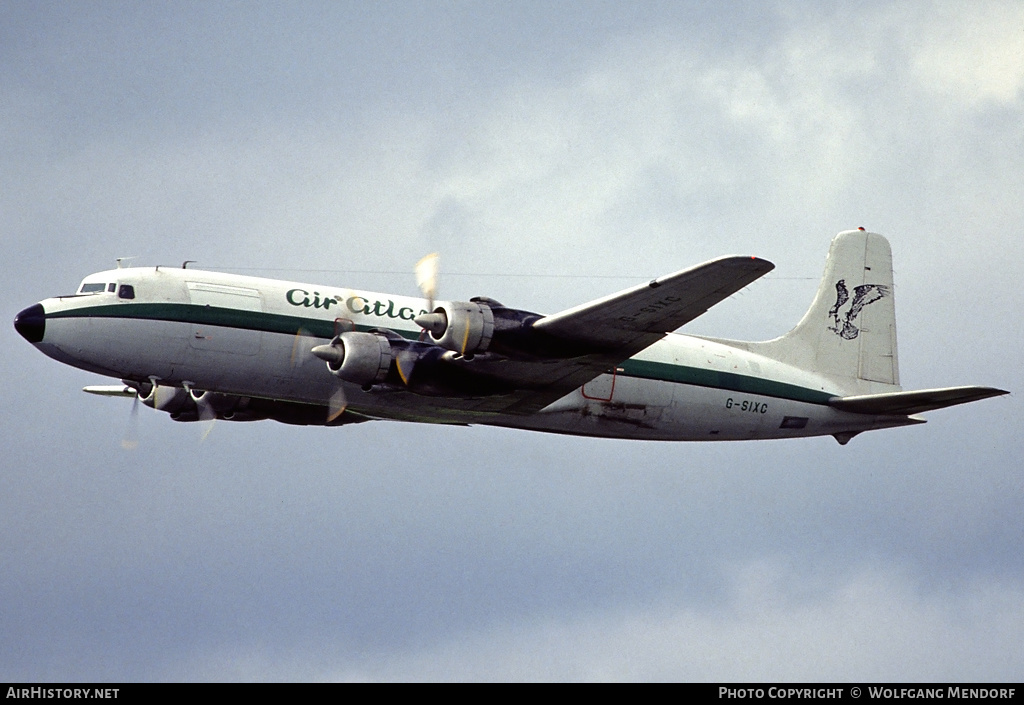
[25,266,912,441]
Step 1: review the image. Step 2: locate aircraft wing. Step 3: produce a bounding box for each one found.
[533,255,774,356]
[411,255,774,417]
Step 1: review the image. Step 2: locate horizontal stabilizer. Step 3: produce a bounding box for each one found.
[83,384,136,397]
[829,386,1008,416]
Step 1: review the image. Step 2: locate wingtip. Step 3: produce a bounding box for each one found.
[722,254,775,273]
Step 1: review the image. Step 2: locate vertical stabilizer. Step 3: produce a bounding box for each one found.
[745,230,900,394]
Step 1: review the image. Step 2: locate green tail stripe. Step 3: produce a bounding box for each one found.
[619,359,833,405]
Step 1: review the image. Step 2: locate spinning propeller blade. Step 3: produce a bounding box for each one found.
[290,327,317,368]
[183,382,218,442]
[121,393,140,450]
[395,349,419,386]
[415,252,439,313]
[326,385,348,423]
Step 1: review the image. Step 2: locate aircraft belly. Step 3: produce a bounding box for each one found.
[170,329,327,400]
[503,377,678,440]
[46,316,188,381]
[167,330,388,414]
[505,379,886,442]
[662,386,886,441]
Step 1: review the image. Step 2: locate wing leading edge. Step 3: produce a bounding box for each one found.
[534,255,774,356]
[446,255,775,416]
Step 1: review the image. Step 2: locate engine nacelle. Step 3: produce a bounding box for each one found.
[313,331,393,386]
[415,301,495,355]
[416,298,572,359]
[428,301,494,354]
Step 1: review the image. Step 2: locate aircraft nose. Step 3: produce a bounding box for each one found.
[14,303,46,343]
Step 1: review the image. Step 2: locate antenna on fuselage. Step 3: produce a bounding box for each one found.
[182,260,196,269]
[115,256,138,269]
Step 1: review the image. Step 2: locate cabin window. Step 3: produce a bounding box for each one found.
[78,282,107,294]
[118,284,135,300]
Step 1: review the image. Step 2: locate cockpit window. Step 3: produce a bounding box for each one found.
[118,284,135,300]
[107,283,116,293]
[78,283,108,294]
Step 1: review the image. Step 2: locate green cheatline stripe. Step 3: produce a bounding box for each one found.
[49,303,833,405]
[618,359,834,405]
[47,302,422,340]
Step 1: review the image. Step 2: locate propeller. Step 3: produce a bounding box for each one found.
[414,309,447,339]
[415,252,439,313]
[310,341,349,422]
[326,384,348,424]
[290,327,317,369]
[298,329,350,424]
[119,376,158,450]
[121,393,141,450]
[183,382,218,442]
[414,251,453,347]
[395,348,419,386]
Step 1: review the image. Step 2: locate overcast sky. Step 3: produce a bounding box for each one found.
[2,1,1022,682]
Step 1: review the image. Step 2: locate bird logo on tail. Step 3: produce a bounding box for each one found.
[828,279,889,340]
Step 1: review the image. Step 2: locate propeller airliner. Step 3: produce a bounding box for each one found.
[14,230,1007,445]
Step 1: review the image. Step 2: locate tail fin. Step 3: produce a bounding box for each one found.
[746,230,900,394]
